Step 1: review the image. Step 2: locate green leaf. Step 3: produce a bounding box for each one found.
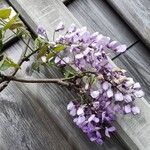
[31,61,41,72]
[53,45,65,53]
[46,45,65,61]
[34,37,47,50]
[64,68,76,78]
[47,60,55,67]
[46,52,54,60]
[0,8,11,19]
[37,44,49,60]
[0,57,19,71]
[16,27,31,38]
[9,21,24,30]
[4,14,18,31]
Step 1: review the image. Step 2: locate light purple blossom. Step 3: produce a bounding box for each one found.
[132,106,140,115]
[90,90,100,98]
[106,89,113,98]
[67,23,76,33]
[115,93,124,101]
[55,21,65,32]
[37,25,46,36]
[115,44,127,53]
[124,105,131,114]
[105,126,116,138]
[134,90,144,98]
[102,81,109,91]
[52,23,144,144]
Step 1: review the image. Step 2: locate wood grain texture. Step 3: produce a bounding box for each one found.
[106,0,150,48]
[0,83,73,150]
[5,0,150,150]
[67,0,138,49]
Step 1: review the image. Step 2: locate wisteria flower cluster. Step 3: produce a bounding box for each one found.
[0,8,144,145]
[45,22,144,144]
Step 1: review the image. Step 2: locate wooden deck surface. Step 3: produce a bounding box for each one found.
[106,0,150,48]
[0,0,150,150]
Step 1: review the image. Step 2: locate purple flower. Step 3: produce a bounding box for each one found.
[67,23,76,33]
[132,106,140,115]
[88,114,99,123]
[77,107,84,115]
[124,94,132,103]
[108,41,119,49]
[54,24,144,144]
[106,89,113,98]
[102,81,109,91]
[37,25,46,36]
[105,126,116,138]
[134,90,144,98]
[90,90,100,98]
[55,21,65,32]
[115,44,127,53]
[124,105,131,114]
[115,93,124,101]
[67,101,75,110]
[133,82,141,89]
[75,116,86,125]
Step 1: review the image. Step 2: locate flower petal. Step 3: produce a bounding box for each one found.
[106,89,113,98]
[77,107,84,116]
[55,21,64,32]
[132,106,140,115]
[67,101,75,110]
[90,90,100,98]
[134,90,144,98]
[115,44,127,53]
[115,93,124,101]
[124,105,131,114]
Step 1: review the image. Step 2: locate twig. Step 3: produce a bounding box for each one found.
[1,75,71,86]
[0,39,31,92]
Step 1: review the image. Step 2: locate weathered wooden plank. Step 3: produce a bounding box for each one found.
[106,0,150,48]
[0,72,73,149]
[6,0,150,149]
[67,0,138,50]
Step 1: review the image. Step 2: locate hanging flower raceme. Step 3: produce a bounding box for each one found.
[37,22,144,145]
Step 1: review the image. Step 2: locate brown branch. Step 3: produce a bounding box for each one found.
[2,75,70,86]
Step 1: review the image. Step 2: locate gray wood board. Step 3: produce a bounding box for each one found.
[0,81,73,150]
[67,0,138,58]
[5,0,150,149]
[106,0,150,49]
[114,42,150,103]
